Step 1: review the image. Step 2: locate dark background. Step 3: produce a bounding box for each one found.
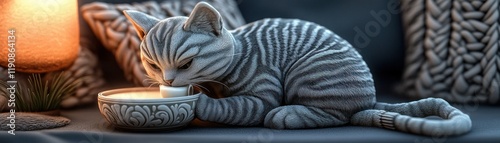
[237,0,405,93]
[78,0,405,94]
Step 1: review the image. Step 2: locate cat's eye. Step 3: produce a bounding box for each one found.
[179,60,193,69]
[149,63,160,70]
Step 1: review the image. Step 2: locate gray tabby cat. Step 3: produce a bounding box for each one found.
[124,2,471,136]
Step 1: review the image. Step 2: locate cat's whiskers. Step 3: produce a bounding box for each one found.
[165,81,173,86]
[145,81,160,88]
[143,77,152,81]
[197,79,230,91]
[144,75,155,81]
[191,83,211,93]
[149,82,161,88]
[143,75,162,87]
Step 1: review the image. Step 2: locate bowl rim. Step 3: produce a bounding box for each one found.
[98,87,200,103]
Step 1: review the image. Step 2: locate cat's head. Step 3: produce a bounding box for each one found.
[124,2,235,86]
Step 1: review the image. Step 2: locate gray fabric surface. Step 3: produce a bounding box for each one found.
[1,93,498,143]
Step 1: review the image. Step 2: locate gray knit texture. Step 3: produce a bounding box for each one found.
[400,0,500,104]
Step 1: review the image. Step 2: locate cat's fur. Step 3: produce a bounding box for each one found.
[124,2,471,136]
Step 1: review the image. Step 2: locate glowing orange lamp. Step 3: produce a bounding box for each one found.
[0,0,79,73]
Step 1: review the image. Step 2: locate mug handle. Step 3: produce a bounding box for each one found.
[187,84,194,95]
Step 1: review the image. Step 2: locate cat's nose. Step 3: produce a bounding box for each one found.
[163,79,174,85]
[164,72,175,80]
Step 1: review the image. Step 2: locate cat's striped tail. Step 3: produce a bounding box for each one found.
[350,97,472,136]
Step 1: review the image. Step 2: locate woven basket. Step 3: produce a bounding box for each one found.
[400,0,500,104]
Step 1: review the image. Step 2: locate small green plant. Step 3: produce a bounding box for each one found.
[0,80,7,101]
[0,80,7,96]
[1,72,80,112]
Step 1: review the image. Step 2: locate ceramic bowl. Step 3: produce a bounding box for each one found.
[97,87,199,131]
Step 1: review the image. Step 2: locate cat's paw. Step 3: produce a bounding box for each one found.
[195,94,211,120]
[263,106,306,129]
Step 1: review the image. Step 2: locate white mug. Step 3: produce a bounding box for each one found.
[160,85,193,98]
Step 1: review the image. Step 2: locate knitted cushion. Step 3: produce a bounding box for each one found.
[400,0,500,104]
[81,0,246,86]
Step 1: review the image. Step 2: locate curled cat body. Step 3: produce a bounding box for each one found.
[124,2,471,136]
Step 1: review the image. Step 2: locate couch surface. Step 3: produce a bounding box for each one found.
[2,0,499,143]
[1,84,498,143]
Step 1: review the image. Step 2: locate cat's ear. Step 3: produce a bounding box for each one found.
[183,2,223,36]
[123,10,160,40]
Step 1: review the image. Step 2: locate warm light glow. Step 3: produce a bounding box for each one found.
[107,91,163,99]
[0,0,79,73]
[103,86,193,99]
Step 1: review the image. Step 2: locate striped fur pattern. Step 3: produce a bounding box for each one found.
[123,2,471,136]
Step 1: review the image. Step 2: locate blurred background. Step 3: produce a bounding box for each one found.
[238,0,405,94]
